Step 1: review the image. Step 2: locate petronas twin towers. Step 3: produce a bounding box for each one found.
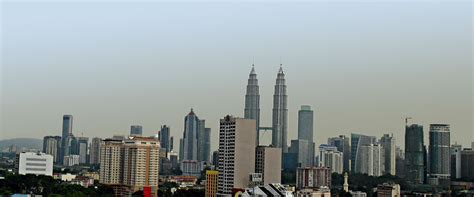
[244,64,288,153]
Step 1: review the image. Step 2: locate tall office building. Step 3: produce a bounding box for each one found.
[450,143,462,179]
[183,109,199,161]
[179,138,184,162]
[328,135,351,172]
[197,120,210,162]
[43,136,61,163]
[380,134,396,175]
[244,65,260,145]
[217,116,257,195]
[359,144,384,176]
[289,139,309,167]
[319,144,343,174]
[130,125,143,136]
[255,146,282,184]
[202,128,211,162]
[298,105,315,167]
[272,65,288,153]
[428,124,450,181]
[170,136,174,152]
[61,115,73,164]
[89,137,101,165]
[75,137,89,164]
[405,124,425,184]
[160,125,171,155]
[206,170,219,197]
[351,133,376,173]
[296,167,331,189]
[461,149,474,180]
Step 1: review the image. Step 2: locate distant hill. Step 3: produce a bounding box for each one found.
[0,138,43,150]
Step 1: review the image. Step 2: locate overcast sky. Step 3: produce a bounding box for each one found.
[1,0,472,151]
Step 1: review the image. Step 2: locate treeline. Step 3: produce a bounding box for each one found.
[0,174,114,196]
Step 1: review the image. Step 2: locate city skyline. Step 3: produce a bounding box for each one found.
[2,1,472,151]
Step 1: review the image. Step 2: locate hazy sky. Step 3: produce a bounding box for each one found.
[1,0,472,151]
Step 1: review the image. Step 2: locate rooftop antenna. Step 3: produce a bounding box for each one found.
[405,117,412,126]
[252,56,255,66]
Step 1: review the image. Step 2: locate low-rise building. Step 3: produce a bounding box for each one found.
[16,152,53,176]
[376,183,400,197]
[296,186,331,197]
[296,167,331,189]
[241,183,294,197]
[350,191,367,197]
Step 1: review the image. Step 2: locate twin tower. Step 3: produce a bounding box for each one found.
[244,64,288,153]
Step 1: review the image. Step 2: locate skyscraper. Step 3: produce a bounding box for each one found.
[429,124,450,181]
[197,120,210,162]
[244,64,260,145]
[298,105,315,167]
[89,137,101,165]
[405,124,425,184]
[76,137,89,164]
[183,109,199,161]
[43,136,61,163]
[380,134,396,175]
[160,125,171,155]
[351,133,376,173]
[319,144,343,174]
[450,143,462,179]
[272,65,288,153]
[130,125,143,136]
[359,144,384,176]
[217,116,257,195]
[203,128,211,163]
[61,115,73,164]
[179,138,184,162]
[328,135,351,172]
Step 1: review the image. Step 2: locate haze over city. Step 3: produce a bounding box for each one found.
[1,0,472,151]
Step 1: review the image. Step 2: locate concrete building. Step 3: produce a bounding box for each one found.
[376,183,400,197]
[122,137,160,193]
[359,144,384,176]
[349,191,367,197]
[428,124,451,182]
[244,65,260,145]
[99,138,124,185]
[450,143,462,179]
[461,149,474,179]
[206,170,218,197]
[380,134,396,175]
[217,116,257,196]
[296,187,331,197]
[328,135,351,172]
[404,124,425,184]
[63,155,80,167]
[289,139,309,167]
[130,125,143,136]
[89,137,101,165]
[197,126,211,163]
[319,144,343,174]
[159,125,171,156]
[99,136,160,196]
[43,136,61,163]
[76,137,88,164]
[351,133,376,173]
[61,115,73,165]
[255,146,282,184]
[296,167,331,189]
[179,138,184,161]
[298,105,315,167]
[181,160,202,177]
[183,109,199,161]
[16,152,53,176]
[272,65,288,153]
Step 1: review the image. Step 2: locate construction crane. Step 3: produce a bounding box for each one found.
[405,117,412,126]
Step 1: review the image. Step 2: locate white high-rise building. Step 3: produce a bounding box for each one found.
[43,136,61,163]
[359,144,384,176]
[89,137,101,165]
[380,134,396,175]
[217,116,257,196]
[319,144,343,174]
[63,155,80,167]
[16,152,53,176]
[255,146,282,184]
